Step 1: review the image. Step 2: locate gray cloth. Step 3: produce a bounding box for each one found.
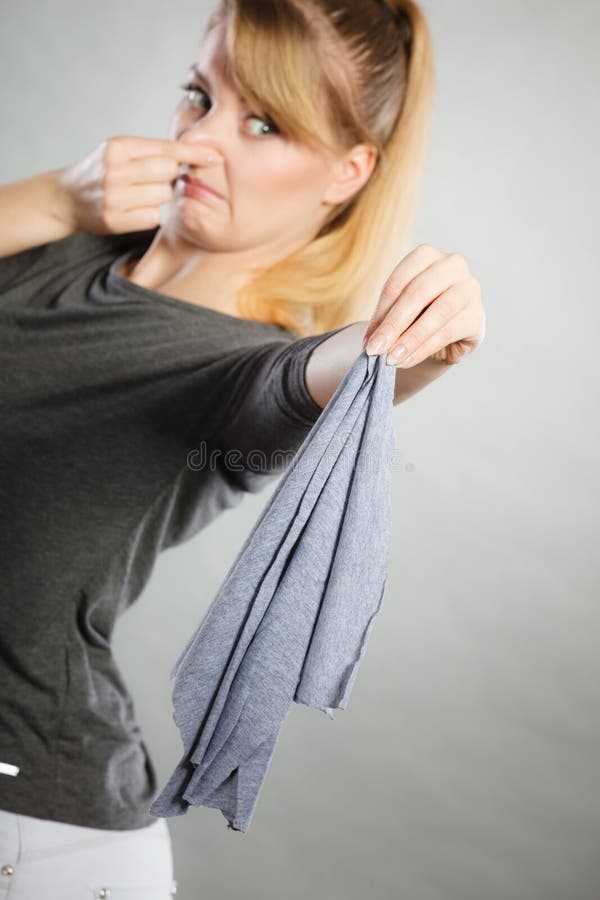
[0,226,352,830]
[149,349,396,832]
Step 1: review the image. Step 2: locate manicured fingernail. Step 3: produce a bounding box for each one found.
[365,335,385,355]
[387,345,407,365]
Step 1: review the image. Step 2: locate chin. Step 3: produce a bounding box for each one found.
[165,208,226,250]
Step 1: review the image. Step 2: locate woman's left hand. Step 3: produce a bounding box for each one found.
[361,244,486,366]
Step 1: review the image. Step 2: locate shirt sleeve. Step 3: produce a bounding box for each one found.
[216,324,355,493]
[0,243,49,293]
[0,227,156,294]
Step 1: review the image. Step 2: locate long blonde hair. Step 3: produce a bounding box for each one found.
[205,0,435,337]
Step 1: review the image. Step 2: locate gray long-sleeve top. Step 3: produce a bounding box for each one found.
[148,348,396,832]
[0,226,352,830]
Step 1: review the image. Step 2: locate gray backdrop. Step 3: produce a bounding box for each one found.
[1,1,598,898]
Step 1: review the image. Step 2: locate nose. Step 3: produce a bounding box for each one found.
[170,93,235,164]
[178,130,224,158]
[169,128,224,188]
[177,129,224,176]
[179,129,219,149]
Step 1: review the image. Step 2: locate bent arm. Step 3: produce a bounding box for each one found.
[217,320,451,494]
[0,168,76,258]
[305,319,451,409]
[216,327,351,492]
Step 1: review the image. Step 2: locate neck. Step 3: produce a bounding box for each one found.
[120,223,254,317]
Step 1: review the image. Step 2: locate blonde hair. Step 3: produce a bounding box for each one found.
[205,0,435,337]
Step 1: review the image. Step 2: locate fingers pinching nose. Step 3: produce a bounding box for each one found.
[177,138,223,166]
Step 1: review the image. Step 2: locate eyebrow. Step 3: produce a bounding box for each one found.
[188,63,213,87]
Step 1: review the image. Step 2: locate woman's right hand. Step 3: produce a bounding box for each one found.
[56,135,220,235]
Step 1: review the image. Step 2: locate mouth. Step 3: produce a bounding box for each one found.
[178,173,224,202]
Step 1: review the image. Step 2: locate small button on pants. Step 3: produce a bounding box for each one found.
[0,809,177,899]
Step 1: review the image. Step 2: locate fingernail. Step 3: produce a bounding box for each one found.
[387,344,407,365]
[365,335,385,355]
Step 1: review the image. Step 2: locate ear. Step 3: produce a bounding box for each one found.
[322,143,378,206]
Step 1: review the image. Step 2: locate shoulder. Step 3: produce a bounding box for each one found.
[0,226,160,294]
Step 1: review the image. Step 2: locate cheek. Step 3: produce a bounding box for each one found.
[260,156,316,192]
[237,153,325,214]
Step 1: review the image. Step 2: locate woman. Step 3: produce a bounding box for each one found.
[0,0,485,896]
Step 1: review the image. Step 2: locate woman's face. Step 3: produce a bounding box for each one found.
[166,24,367,263]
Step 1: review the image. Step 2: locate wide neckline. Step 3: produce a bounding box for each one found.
[106,247,290,335]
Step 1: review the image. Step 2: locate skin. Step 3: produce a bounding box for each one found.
[0,17,486,411]
[117,23,486,408]
[119,22,379,317]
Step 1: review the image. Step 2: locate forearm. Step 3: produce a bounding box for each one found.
[0,168,76,258]
[305,320,450,409]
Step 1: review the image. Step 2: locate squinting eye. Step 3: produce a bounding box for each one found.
[245,115,280,137]
[179,82,209,110]
[178,81,280,137]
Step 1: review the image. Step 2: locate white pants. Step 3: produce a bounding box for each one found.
[0,809,177,899]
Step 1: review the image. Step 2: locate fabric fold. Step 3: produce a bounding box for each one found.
[149,349,396,832]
